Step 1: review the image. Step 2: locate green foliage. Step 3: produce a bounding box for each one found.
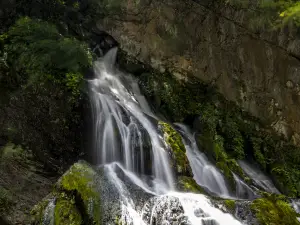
[139,72,208,122]
[251,194,300,225]
[224,199,236,211]
[251,137,266,170]
[159,122,190,175]
[221,115,245,159]
[224,0,300,28]
[271,166,298,197]
[2,17,91,90]
[65,72,83,102]
[212,135,248,187]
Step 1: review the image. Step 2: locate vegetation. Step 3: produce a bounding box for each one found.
[224,0,300,29]
[0,17,93,169]
[1,17,91,92]
[136,60,300,197]
[59,162,101,224]
[31,162,101,225]
[251,194,300,225]
[224,199,236,211]
[159,122,191,175]
[177,176,206,194]
[55,193,82,225]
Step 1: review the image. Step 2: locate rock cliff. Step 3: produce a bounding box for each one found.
[97,0,300,144]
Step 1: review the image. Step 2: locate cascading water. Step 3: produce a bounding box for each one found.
[238,160,280,194]
[174,123,230,197]
[233,173,258,199]
[89,48,242,224]
[89,48,174,192]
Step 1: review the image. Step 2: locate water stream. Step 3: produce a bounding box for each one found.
[238,160,280,194]
[88,48,244,224]
[175,123,230,197]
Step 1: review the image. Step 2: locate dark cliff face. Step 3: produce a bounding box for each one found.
[96,0,300,146]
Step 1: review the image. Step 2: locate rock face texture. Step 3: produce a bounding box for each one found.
[97,0,300,144]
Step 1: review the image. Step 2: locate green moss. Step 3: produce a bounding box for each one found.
[159,122,190,174]
[221,115,245,160]
[212,136,248,188]
[271,166,298,198]
[177,176,206,194]
[59,162,100,224]
[31,162,101,225]
[251,137,266,170]
[251,195,300,225]
[55,193,82,225]
[224,199,236,211]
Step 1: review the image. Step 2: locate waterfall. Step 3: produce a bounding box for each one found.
[89,48,174,192]
[89,48,242,224]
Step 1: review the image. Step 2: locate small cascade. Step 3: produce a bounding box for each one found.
[42,199,55,225]
[175,124,230,197]
[292,199,300,213]
[233,173,258,199]
[238,161,280,194]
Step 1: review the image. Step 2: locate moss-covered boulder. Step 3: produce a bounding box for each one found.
[159,121,192,176]
[31,161,101,225]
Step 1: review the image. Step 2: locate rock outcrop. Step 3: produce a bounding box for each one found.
[97,0,300,144]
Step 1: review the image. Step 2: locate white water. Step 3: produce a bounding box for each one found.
[89,48,174,191]
[175,123,230,197]
[292,199,300,213]
[89,48,243,225]
[42,199,55,225]
[238,160,280,194]
[233,173,257,199]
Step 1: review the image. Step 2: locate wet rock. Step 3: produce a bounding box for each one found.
[0,143,55,225]
[142,195,191,225]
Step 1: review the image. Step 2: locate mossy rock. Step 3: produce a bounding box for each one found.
[159,121,191,176]
[31,161,101,225]
[224,199,236,212]
[55,193,82,225]
[251,194,300,225]
[31,197,52,224]
[177,176,206,194]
